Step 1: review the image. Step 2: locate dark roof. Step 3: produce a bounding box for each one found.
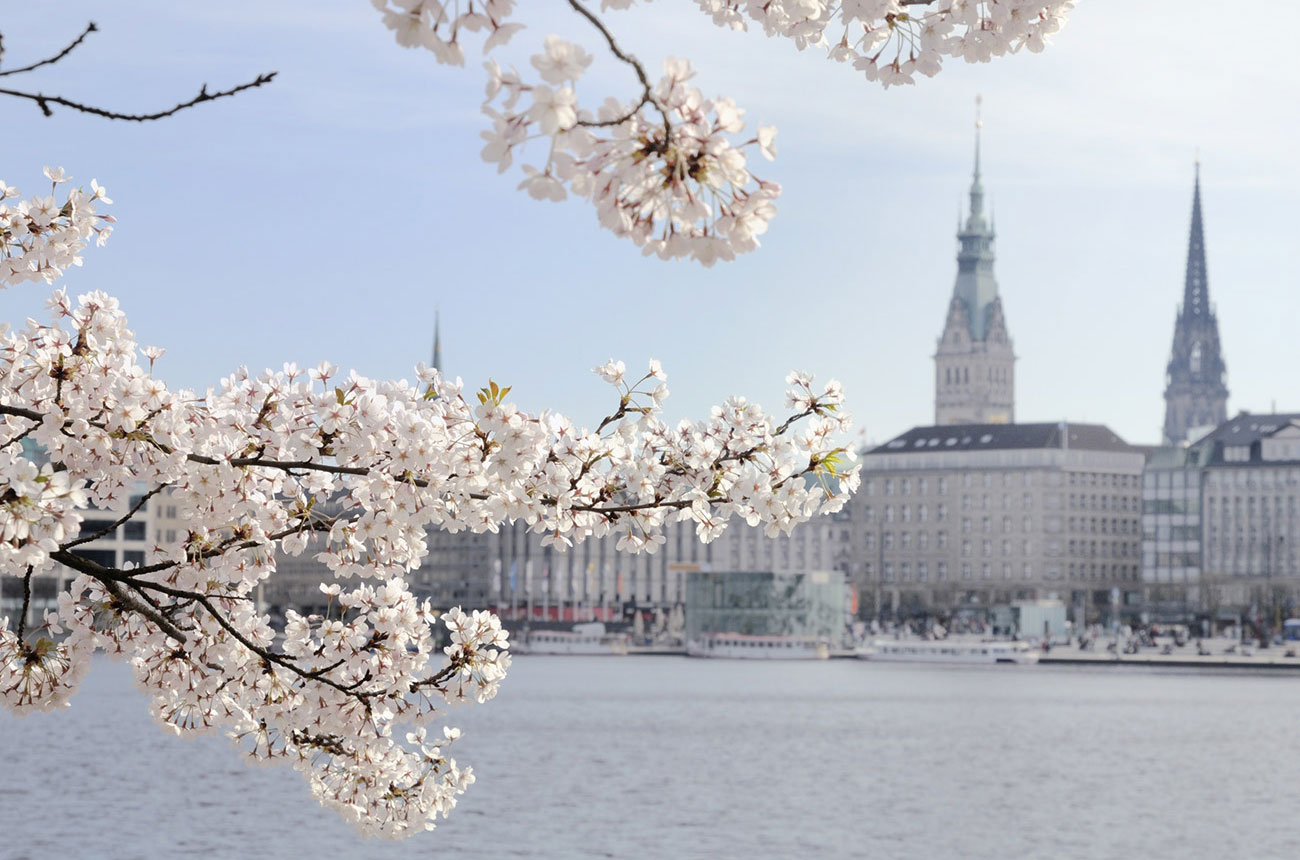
[1199,413,1300,447]
[866,422,1135,456]
[1196,412,1300,467]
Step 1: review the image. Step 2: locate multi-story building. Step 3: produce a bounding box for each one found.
[1197,413,1300,624]
[1139,445,1206,623]
[1162,164,1229,444]
[934,103,1016,425]
[854,422,1144,624]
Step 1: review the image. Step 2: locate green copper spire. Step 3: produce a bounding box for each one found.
[953,95,997,340]
[969,94,984,223]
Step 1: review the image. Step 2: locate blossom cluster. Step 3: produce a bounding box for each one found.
[371,0,1074,262]
[680,0,1077,86]
[0,189,857,835]
[0,167,113,286]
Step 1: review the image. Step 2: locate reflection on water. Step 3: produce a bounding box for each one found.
[4,656,1300,859]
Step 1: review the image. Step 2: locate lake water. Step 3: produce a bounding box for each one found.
[3,656,1300,859]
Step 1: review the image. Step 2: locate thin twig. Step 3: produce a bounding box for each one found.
[565,0,670,137]
[63,484,166,549]
[0,22,98,78]
[0,72,277,121]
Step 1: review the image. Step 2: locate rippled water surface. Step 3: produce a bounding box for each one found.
[5,656,1300,859]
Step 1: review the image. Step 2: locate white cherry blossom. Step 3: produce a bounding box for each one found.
[370,0,1075,263]
[0,176,858,836]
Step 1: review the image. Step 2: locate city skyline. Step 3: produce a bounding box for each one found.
[3,2,1297,448]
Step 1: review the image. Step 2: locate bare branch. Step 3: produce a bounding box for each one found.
[0,72,277,122]
[0,21,98,78]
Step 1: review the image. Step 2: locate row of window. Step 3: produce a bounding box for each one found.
[871,560,1140,583]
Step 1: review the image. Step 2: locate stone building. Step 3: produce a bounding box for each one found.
[1162,164,1229,444]
[1197,413,1300,622]
[934,103,1015,426]
[853,422,1144,624]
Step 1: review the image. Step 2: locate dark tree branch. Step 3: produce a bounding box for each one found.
[0,72,277,122]
[0,22,98,78]
[565,0,670,136]
[16,566,33,641]
[63,484,166,550]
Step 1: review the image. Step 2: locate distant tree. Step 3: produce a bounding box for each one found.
[0,0,1072,839]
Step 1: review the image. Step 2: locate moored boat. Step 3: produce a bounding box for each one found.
[686,633,830,660]
[516,623,630,655]
[867,639,1039,665]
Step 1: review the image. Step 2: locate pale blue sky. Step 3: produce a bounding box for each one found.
[4,1,1298,447]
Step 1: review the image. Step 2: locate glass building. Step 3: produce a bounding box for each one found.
[684,570,845,641]
[1140,446,1205,623]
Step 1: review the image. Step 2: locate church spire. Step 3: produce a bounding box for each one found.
[1162,160,1228,444]
[1182,159,1209,319]
[432,309,442,373]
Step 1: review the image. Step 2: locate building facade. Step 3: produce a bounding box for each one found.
[1198,414,1300,624]
[1139,445,1206,623]
[1162,164,1229,444]
[934,109,1015,425]
[854,423,1144,624]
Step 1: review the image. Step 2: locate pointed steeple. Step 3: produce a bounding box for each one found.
[934,97,1015,426]
[968,94,985,225]
[432,309,443,374]
[1182,159,1209,319]
[1163,160,1228,444]
[953,94,997,340]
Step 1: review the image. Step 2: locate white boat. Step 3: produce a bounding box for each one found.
[867,639,1040,665]
[516,623,630,655]
[686,633,830,660]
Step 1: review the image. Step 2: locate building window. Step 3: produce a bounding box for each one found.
[938,478,948,495]
[937,561,948,581]
[918,562,929,581]
[961,562,972,580]
[937,532,948,549]
[919,532,929,550]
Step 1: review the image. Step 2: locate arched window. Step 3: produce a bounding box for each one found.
[1190,342,1203,375]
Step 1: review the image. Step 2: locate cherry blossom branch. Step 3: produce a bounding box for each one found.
[62,484,166,550]
[564,0,668,136]
[0,72,277,121]
[15,567,32,641]
[0,22,98,77]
